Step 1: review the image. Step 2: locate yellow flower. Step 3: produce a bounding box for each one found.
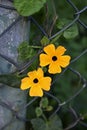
[40,44,71,74]
[20,68,52,97]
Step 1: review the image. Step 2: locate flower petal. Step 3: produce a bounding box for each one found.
[44,44,55,56]
[20,77,31,90]
[59,55,71,67]
[29,86,43,97]
[28,68,44,78]
[37,68,44,77]
[27,70,37,78]
[40,77,52,91]
[56,46,66,56]
[40,54,51,67]
[48,62,61,74]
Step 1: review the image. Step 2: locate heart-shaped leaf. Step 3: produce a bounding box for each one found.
[14,0,46,16]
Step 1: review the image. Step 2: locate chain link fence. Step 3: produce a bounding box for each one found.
[0,0,87,130]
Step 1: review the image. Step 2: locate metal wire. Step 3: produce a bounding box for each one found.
[0,0,87,130]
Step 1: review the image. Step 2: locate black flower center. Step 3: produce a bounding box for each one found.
[52,56,57,61]
[33,78,39,83]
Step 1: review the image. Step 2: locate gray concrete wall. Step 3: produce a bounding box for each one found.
[0,0,29,129]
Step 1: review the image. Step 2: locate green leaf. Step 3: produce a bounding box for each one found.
[31,115,63,130]
[14,0,46,16]
[56,18,69,29]
[0,74,21,88]
[48,115,63,130]
[35,107,43,117]
[18,41,35,61]
[31,118,47,130]
[83,113,87,119]
[41,36,50,46]
[63,24,79,39]
[40,97,49,108]
[46,106,53,111]
[56,18,79,39]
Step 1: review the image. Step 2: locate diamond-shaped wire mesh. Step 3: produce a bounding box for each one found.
[0,0,87,130]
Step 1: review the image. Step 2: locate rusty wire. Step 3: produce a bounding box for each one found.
[0,0,87,130]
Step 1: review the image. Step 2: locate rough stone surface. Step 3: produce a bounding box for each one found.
[0,0,29,129]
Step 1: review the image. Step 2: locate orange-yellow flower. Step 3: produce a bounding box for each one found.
[20,68,52,97]
[40,44,71,74]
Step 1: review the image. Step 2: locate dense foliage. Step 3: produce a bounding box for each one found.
[1,0,87,130]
